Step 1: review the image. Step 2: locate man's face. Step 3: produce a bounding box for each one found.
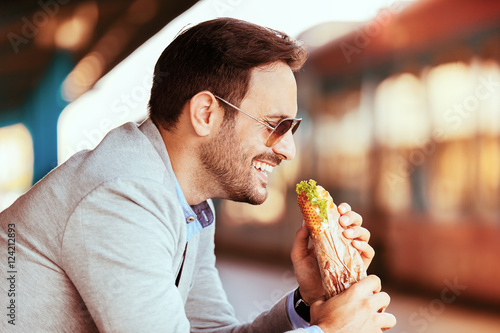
[199,62,298,204]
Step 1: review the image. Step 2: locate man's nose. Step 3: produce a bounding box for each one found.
[272,130,296,161]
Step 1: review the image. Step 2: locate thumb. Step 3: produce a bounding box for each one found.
[311,299,325,307]
[309,298,326,325]
[291,223,310,260]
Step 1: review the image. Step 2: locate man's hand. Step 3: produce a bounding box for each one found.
[310,275,396,332]
[291,203,374,304]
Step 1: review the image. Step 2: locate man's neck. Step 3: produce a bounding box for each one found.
[160,128,211,206]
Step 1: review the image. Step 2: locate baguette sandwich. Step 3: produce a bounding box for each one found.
[296,179,366,298]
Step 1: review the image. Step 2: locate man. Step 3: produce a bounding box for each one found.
[0,18,395,332]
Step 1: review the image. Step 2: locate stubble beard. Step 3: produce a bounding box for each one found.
[198,118,267,205]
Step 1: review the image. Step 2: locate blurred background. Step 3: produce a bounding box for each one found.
[1,0,500,331]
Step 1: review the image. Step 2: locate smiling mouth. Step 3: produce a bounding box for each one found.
[252,161,274,174]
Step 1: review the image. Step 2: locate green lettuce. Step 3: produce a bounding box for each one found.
[296,179,328,224]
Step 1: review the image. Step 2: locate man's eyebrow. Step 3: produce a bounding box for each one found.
[262,113,293,121]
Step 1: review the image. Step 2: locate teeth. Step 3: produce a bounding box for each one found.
[253,161,274,173]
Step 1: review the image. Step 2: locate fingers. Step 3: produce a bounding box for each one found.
[343,225,370,242]
[353,240,375,262]
[378,312,397,330]
[338,207,372,267]
[371,291,391,312]
[337,202,351,214]
[339,211,363,227]
[373,293,396,330]
[353,275,382,295]
[311,274,396,332]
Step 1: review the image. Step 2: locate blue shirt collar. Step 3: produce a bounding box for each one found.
[173,176,214,240]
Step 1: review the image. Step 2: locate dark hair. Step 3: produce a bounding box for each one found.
[148,17,307,130]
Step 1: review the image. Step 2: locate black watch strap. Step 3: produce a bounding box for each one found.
[293,288,311,322]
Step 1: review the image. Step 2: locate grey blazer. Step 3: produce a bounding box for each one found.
[0,119,303,332]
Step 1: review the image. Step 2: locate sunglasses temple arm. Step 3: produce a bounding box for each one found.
[215,96,275,131]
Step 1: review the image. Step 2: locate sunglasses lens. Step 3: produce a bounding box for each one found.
[291,119,301,134]
[266,119,300,147]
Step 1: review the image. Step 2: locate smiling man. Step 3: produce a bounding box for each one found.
[0,18,395,332]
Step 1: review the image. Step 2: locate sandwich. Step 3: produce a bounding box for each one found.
[296,179,366,298]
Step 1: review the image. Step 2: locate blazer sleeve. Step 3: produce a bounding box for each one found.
[184,220,299,333]
[61,177,190,332]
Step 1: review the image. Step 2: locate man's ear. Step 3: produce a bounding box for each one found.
[189,91,221,137]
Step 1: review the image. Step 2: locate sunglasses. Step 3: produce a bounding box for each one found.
[214,95,301,147]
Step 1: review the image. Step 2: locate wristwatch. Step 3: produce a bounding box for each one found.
[293,288,311,322]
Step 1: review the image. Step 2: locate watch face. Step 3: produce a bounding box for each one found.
[295,298,307,309]
[294,288,309,307]
[293,289,311,322]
